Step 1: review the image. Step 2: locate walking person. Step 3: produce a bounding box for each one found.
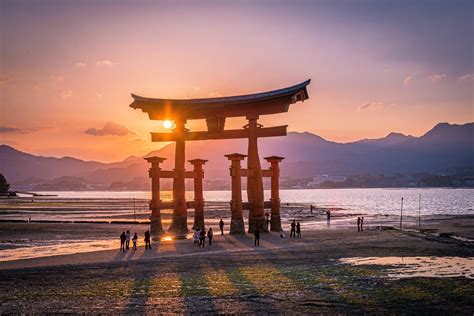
[120,231,126,252]
[310,204,314,214]
[290,220,296,238]
[199,228,206,248]
[132,232,138,250]
[327,210,331,226]
[361,217,364,231]
[144,230,151,249]
[254,226,261,246]
[219,218,224,235]
[125,230,131,250]
[296,221,301,237]
[357,217,361,232]
[207,227,213,246]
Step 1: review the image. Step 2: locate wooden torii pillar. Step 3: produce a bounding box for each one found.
[225,153,246,235]
[265,156,284,232]
[145,156,166,239]
[189,158,207,230]
[167,119,188,236]
[246,115,266,233]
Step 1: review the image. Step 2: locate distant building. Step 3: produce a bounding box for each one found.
[307,175,347,187]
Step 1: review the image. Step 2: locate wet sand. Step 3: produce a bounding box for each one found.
[0,224,473,314]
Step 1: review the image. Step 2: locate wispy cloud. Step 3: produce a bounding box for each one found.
[358,102,384,111]
[428,74,446,82]
[96,60,113,66]
[0,126,36,133]
[85,121,135,136]
[74,61,87,68]
[208,91,222,97]
[193,86,200,90]
[60,89,72,99]
[403,75,413,86]
[459,73,474,81]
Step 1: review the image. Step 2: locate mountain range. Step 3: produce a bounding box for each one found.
[1,122,472,190]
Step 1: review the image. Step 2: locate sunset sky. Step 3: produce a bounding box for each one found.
[1,0,473,162]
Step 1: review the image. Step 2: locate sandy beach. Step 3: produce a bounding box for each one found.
[1,221,473,314]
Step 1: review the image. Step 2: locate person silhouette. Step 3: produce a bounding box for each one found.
[207,227,213,246]
[125,230,131,250]
[327,210,331,226]
[193,229,200,246]
[254,227,261,246]
[219,218,224,235]
[199,228,206,247]
[132,232,138,250]
[357,217,361,232]
[361,217,364,231]
[120,232,126,252]
[296,222,301,237]
[144,230,151,249]
[290,220,296,238]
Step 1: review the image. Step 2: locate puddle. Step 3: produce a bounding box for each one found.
[340,256,474,279]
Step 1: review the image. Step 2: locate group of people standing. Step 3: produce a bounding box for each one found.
[193,227,214,247]
[290,220,302,238]
[119,230,152,252]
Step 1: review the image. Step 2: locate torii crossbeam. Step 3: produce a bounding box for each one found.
[130,79,310,236]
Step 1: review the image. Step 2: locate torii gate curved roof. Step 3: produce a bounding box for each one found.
[130,79,310,121]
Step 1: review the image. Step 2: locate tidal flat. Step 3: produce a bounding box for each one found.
[0,224,473,314]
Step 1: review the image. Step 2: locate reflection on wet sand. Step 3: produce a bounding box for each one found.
[340,256,474,279]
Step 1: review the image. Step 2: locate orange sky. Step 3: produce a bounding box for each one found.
[1,0,473,162]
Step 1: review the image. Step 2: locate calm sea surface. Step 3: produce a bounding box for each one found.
[1,188,472,262]
[28,188,473,216]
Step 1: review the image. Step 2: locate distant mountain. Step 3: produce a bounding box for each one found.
[354,132,415,147]
[1,122,472,189]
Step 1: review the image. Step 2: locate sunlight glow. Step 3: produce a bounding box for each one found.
[163,120,173,129]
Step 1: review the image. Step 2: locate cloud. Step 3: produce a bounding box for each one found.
[208,91,222,97]
[193,86,200,90]
[428,74,446,82]
[459,73,474,81]
[358,102,384,111]
[403,75,413,85]
[96,60,113,66]
[74,61,86,68]
[60,89,72,99]
[85,121,135,136]
[0,126,36,133]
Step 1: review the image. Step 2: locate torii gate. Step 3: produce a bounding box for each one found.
[130,79,310,237]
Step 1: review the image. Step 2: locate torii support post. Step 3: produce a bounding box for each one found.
[145,156,166,240]
[189,159,207,230]
[246,115,266,233]
[265,156,284,232]
[225,153,246,235]
[168,119,188,237]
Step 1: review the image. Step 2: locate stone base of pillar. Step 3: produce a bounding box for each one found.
[270,215,282,232]
[168,215,189,239]
[150,216,165,240]
[192,213,205,230]
[230,217,245,235]
[248,216,267,233]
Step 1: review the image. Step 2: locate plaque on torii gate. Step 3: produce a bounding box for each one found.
[130,79,310,236]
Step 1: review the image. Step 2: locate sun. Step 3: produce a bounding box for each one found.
[163,120,173,129]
